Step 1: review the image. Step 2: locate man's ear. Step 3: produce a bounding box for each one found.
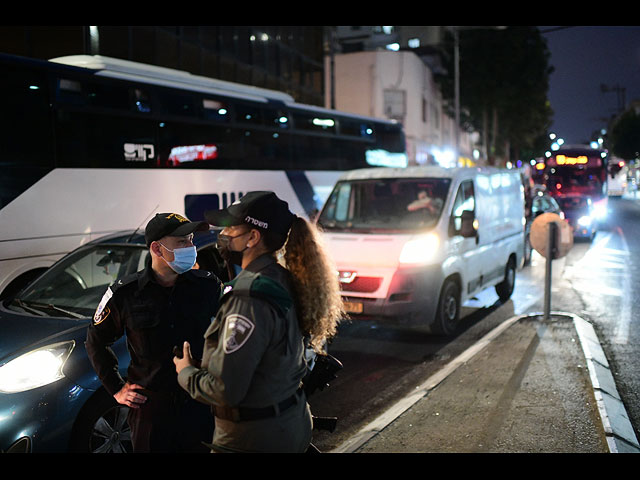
[150,241,163,257]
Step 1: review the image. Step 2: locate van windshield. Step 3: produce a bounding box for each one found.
[317,177,451,232]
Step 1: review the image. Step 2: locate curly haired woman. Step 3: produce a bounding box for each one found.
[174,191,344,453]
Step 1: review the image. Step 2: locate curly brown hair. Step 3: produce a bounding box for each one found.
[279,216,345,352]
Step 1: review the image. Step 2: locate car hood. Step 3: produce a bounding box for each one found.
[0,303,88,362]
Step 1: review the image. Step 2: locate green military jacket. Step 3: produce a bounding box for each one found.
[178,253,308,410]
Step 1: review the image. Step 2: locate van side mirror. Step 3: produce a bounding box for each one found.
[460,210,477,238]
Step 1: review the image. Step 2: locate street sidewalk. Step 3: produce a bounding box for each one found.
[332,312,640,453]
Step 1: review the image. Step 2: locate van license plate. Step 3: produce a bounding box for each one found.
[344,301,363,314]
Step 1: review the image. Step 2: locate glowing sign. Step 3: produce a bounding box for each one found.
[555,155,588,165]
[168,144,218,165]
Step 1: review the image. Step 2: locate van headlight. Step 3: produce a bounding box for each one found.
[0,341,75,393]
[399,233,439,265]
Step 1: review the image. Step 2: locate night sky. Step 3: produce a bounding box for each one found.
[540,26,640,146]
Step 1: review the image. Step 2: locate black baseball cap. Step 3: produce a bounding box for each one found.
[144,213,209,246]
[204,191,295,236]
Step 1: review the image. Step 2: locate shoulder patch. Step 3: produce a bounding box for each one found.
[93,287,113,325]
[222,314,255,354]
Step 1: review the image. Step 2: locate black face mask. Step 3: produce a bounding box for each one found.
[217,232,249,266]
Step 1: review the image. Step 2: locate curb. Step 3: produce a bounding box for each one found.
[332,311,639,453]
[566,312,640,453]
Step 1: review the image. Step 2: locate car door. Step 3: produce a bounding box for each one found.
[449,180,483,297]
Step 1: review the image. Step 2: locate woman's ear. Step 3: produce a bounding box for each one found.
[246,229,261,248]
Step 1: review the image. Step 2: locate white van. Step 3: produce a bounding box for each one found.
[316,166,525,335]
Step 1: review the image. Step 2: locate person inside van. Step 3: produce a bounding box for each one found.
[407,190,443,215]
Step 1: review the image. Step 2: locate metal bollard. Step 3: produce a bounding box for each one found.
[543,221,558,321]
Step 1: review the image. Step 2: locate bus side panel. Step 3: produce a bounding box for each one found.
[0,168,311,296]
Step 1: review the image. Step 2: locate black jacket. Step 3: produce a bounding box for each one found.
[86,264,221,396]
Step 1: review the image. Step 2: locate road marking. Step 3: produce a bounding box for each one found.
[613,227,632,345]
[561,230,631,344]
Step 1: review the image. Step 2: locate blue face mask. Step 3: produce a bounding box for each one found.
[158,244,197,274]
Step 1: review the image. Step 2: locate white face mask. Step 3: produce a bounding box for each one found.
[158,243,197,274]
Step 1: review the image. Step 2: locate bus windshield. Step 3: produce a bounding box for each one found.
[317,178,451,233]
[547,166,605,197]
[545,147,608,201]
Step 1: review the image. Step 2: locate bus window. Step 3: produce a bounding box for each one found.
[202,98,229,122]
[57,78,84,106]
[340,120,374,138]
[133,88,152,113]
[85,81,130,110]
[264,109,290,130]
[55,108,157,167]
[292,113,336,134]
[0,65,54,207]
[236,103,263,125]
[157,90,197,117]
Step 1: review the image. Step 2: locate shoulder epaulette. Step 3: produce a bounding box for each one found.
[110,272,138,292]
[220,272,293,316]
[189,269,222,282]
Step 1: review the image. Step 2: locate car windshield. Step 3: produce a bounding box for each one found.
[9,244,149,319]
[317,177,451,233]
[557,196,590,211]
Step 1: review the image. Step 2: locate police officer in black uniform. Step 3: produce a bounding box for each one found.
[86,213,222,453]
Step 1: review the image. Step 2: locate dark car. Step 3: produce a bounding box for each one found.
[523,188,565,265]
[555,195,598,241]
[0,230,228,453]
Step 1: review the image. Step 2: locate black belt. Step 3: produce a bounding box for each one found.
[213,388,303,422]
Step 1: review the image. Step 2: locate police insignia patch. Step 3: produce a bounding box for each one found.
[93,306,110,325]
[93,287,113,325]
[222,314,255,353]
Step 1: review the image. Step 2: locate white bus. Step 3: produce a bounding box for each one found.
[0,53,406,298]
[607,157,628,197]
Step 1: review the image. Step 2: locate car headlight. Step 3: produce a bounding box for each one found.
[399,233,439,264]
[577,215,592,227]
[593,204,607,220]
[0,341,75,393]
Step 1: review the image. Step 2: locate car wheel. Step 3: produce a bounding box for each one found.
[495,257,516,302]
[70,389,132,453]
[431,278,460,336]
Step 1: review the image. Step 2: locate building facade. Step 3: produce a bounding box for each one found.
[325,49,478,167]
[327,26,481,167]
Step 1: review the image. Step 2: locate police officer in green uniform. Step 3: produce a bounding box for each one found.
[86,213,222,452]
[174,191,344,453]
